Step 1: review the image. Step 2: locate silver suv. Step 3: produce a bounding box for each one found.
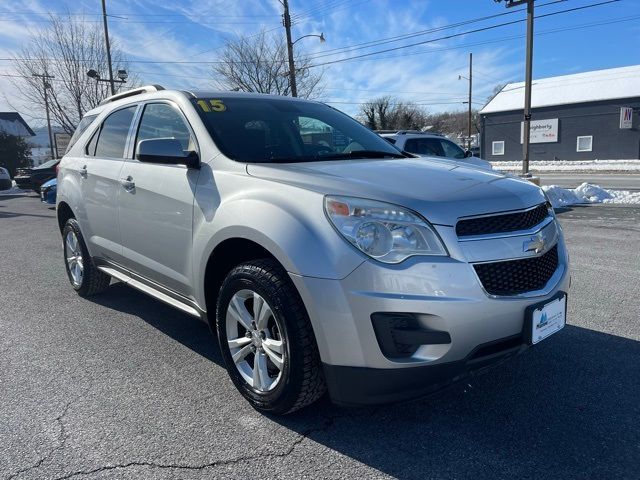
[57,86,569,414]
[380,131,492,169]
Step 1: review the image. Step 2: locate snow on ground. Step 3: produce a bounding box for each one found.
[543,182,640,207]
[492,159,640,172]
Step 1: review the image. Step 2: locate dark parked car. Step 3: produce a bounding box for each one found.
[14,159,60,193]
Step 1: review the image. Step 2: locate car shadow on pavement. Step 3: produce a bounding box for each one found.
[275,324,639,479]
[90,281,224,366]
[88,284,638,479]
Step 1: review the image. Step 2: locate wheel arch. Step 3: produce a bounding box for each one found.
[56,201,75,233]
[202,237,286,324]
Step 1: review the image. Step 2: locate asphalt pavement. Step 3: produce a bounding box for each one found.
[537,173,640,190]
[1,194,639,480]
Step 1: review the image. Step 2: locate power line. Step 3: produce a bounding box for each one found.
[0,11,279,18]
[309,13,640,65]
[306,0,568,61]
[0,7,631,69]
[303,0,622,69]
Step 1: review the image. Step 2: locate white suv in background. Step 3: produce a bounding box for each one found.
[380,131,492,169]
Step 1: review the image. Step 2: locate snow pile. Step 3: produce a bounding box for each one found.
[543,182,640,207]
[492,159,640,172]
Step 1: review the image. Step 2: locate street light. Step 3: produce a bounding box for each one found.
[285,32,325,97]
[87,68,128,86]
[292,32,325,46]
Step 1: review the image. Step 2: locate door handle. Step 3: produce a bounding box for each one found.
[120,176,135,191]
[79,165,87,178]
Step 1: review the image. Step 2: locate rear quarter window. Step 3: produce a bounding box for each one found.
[66,114,98,153]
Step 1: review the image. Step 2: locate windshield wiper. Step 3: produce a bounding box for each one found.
[316,150,406,160]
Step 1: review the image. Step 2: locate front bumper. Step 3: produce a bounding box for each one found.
[323,333,527,406]
[289,235,569,405]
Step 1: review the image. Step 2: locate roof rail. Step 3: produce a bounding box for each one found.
[98,85,165,106]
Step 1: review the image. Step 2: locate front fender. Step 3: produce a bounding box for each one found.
[192,182,365,309]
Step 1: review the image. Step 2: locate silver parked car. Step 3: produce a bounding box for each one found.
[380,131,492,170]
[0,166,12,190]
[57,86,569,414]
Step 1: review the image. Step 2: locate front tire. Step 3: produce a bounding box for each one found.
[216,259,326,414]
[62,219,110,297]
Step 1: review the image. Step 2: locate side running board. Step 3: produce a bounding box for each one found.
[97,265,203,319]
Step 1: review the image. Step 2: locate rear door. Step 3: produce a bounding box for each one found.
[80,105,138,263]
[117,101,200,297]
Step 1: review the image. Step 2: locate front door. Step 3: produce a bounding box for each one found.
[117,102,200,297]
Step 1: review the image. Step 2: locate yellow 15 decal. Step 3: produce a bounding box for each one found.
[197,99,226,112]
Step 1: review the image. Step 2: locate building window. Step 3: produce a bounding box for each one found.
[576,136,593,152]
[492,141,505,156]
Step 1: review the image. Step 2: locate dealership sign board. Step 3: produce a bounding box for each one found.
[520,118,559,144]
[54,133,71,158]
[620,107,633,129]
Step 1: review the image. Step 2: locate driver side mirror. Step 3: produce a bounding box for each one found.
[464,149,473,158]
[136,138,200,169]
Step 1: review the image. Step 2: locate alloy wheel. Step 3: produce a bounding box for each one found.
[65,230,84,287]
[225,289,285,392]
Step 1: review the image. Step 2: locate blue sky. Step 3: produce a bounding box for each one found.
[1,0,639,125]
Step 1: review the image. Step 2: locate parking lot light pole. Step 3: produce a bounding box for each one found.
[495,0,535,176]
[101,0,116,95]
[458,53,473,150]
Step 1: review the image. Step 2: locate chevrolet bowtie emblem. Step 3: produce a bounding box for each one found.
[523,233,546,254]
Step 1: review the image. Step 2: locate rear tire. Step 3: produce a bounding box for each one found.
[62,219,110,297]
[216,259,326,414]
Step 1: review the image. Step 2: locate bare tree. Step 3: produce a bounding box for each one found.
[11,13,136,134]
[212,31,324,99]
[426,109,480,137]
[358,96,429,131]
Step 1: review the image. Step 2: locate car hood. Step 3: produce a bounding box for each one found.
[247,158,546,226]
[41,178,57,188]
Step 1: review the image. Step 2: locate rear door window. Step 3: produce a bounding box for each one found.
[92,106,137,158]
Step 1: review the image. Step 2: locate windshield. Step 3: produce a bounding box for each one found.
[192,97,404,163]
[36,159,58,169]
[404,137,466,160]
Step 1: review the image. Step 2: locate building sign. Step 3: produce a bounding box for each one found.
[520,118,559,144]
[54,133,71,158]
[620,107,633,129]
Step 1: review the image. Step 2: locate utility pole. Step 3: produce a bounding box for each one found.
[521,0,535,176]
[33,73,56,160]
[495,0,535,175]
[467,52,473,150]
[282,0,297,97]
[101,0,115,95]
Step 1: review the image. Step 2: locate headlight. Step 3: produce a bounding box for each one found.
[541,189,556,217]
[324,195,448,263]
